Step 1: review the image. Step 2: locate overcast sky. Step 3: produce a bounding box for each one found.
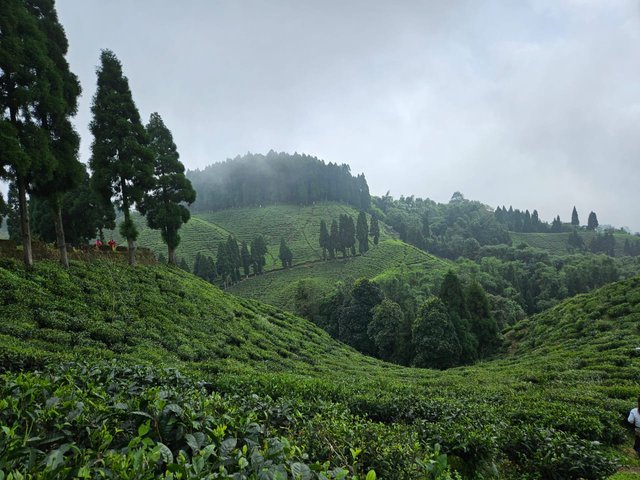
[51,0,640,231]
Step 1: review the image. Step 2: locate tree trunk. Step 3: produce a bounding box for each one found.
[123,208,136,266]
[168,246,176,266]
[54,200,69,269]
[17,177,33,268]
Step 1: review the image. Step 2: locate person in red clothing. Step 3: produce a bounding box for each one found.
[95,239,103,249]
[108,239,116,251]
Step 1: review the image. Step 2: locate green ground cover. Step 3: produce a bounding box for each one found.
[1,259,639,478]
[510,231,637,257]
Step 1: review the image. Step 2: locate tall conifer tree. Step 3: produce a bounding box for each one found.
[356,211,369,254]
[369,214,380,245]
[571,206,579,226]
[139,113,195,265]
[89,49,154,266]
[319,219,330,260]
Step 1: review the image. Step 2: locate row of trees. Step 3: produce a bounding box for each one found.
[216,235,268,287]
[294,271,501,368]
[1,1,195,268]
[494,205,599,233]
[187,151,371,212]
[318,212,380,260]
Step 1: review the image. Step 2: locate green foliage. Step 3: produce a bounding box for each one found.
[368,299,404,363]
[588,211,599,230]
[139,112,196,264]
[356,211,369,254]
[0,260,638,476]
[89,49,154,262]
[413,297,461,369]
[571,206,580,226]
[188,151,370,212]
[279,238,293,268]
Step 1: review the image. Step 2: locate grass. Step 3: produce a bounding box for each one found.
[228,239,449,310]
[104,202,391,271]
[510,231,637,257]
[1,258,640,477]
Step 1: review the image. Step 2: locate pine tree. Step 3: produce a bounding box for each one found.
[587,211,599,231]
[0,0,74,267]
[226,236,241,282]
[319,219,330,260]
[551,215,562,233]
[356,211,369,254]
[139,113,196,265]
[250,235,267,275]
[240,241,251,277]
[89,50,154,266]
[369,214,380,245]
[216,241,232,285]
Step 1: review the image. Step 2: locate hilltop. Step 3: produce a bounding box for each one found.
[1,258,639,477]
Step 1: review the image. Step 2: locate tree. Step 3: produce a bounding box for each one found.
[339,214,356,257]
[551,215,562,233]
[0,0,76,267]
[178,257,190,272]
[413,297,461,369]
[356,211,369,254]
[279,238,293,268]
[319,219,330,260]
[5,184,23,242]
[368,299,404,362]
[369,213,380,245]
[89,49,154,266]
[240,241,251,277]
[587,211,599,231]
[250,235,267,275]
[571,206,579,226]
[138,113,196,265]
[329,219,339,259]
[439,270,477,363]
[226,236,241,282]
[465,281,500,359]
[337,278,383,356]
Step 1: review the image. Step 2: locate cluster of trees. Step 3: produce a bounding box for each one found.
[319,212,379,260]
[278,238,293,268]
[376,192,510,260]
[494,205,600,233]
[0,2,195,268]
[216,235,268,287]
[295,272,500,369]
[187,152,371,212]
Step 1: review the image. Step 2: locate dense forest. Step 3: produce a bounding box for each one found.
[187,151,371,212]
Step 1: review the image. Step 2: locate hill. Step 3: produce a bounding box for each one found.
[1,259,640,477]
[228,239,449,310]
[510,231,638,257]
[105,202,391,271]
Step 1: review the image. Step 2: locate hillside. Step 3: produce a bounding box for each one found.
[228,239,449,310]
[1,259,640,477]
[104,203,391,271]
[510,231,637,257]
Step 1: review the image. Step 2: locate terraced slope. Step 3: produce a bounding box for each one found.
[510,231,637,257]
[228,239,449,309]
[105,203,391,270]
[1,259,640,478]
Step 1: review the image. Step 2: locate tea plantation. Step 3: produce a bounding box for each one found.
[1,259,639,478]
[101,203,391,272]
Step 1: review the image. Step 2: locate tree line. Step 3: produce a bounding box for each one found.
[295,271,501,369]
[187,151,371,212]
[1,2,195,268]
[319,212,379,260]
[495,205,599,233]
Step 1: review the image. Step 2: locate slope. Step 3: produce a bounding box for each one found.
[104,202,391,271]
[510,230,637,257]
[1,259,639,478]
[228,239,450,310]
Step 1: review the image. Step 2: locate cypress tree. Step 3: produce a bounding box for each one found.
[0,0,67,266]
[319,219,330,260]
[587,211,599,231]
[369,214,380,245]
[226,236,241,282]
[571,206,579,226]
[250,235,267,275]
[329,219,339,259]
[240,241,251,277]
[356,211,369,254]
[279,238,293,268]
[89,50,154,266]
[139,113,196,265]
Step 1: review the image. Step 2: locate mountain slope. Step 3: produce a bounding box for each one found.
[228,239,450,309]
[105,202,391,270]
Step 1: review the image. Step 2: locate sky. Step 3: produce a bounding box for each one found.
[49,0,640,231]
